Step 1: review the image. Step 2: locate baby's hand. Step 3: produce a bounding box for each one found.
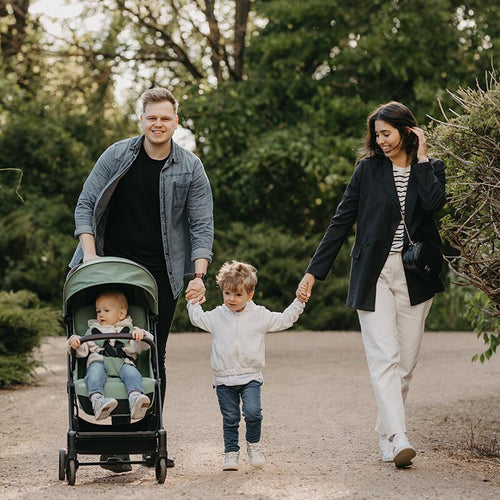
[132,328,146,341]
[68,335,81,349]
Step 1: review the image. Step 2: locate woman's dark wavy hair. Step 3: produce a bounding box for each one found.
[358,101,419,162]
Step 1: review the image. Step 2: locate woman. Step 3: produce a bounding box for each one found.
[297,101,445,467]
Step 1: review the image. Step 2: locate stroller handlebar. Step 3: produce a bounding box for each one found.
[73,333,156,354]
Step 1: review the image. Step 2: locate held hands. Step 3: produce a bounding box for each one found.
[296,273,315,303]
[409,127,428,163]
[185,278,206,304]
[68,334,81,350]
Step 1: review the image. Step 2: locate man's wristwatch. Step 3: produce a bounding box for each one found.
[194,272,208,283]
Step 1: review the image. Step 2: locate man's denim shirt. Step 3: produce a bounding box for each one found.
[70,136,214,299]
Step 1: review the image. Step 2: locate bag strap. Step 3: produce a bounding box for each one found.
[398,205,415,246]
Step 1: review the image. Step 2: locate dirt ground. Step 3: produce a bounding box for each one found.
[1,330,500,499]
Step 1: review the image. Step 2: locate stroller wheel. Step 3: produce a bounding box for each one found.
[155,457,167,484]
[58,449,67,480]
[66,458,76,486]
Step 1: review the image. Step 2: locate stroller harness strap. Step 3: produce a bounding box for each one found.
[102,340,135,362]
[91,327,136,363]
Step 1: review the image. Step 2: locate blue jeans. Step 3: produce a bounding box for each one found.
[216,380,263,452]
[85,360,143,397]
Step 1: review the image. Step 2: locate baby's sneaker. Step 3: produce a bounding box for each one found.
[129,392,150,420]
[92,395,118,420]
[222,451,239,471]
[247,441,265,467]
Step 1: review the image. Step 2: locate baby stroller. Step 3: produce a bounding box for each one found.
[59,257,167,485]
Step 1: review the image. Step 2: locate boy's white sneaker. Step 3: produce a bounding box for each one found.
[378,436,394,462]
[92,396,118,420]
[247,441,265,467]
[222,451,239,471]
[392,433,416,467]
[129,392,150,420]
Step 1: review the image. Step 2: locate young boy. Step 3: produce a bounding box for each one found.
[187,261,307,471]
[67,290,152,421]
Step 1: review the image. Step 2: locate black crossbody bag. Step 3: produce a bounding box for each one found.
[399,207,443,282]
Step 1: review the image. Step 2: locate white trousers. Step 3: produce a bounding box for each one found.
[357,252,433,439]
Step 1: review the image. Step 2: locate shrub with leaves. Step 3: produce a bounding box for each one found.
[430,72,500,359]
[0,290,62,388]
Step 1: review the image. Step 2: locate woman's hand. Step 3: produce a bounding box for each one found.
[410,127,428,163]
[296,273,315,303]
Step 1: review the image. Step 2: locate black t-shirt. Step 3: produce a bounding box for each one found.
[104,145,168,273]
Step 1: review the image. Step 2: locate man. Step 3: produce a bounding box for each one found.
[70,88,214,471]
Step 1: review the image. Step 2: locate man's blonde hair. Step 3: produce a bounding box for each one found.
[216,261,258,294]
[141,87,179,114]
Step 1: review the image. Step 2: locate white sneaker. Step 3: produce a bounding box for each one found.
[247,441,265,467]
[378,436,393,462]
[392,433,416,467]
[129,392,150,420]
[92,396,118,421]
[222,451,239,471]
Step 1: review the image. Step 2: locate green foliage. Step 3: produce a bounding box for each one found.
[0,290,62,388]
[0,198,76,302]
[0,37,133,305]
[467,291,500,363]
[426,277,474,331]
[0,104,90,206]
[183,0,500,238]
[0,355,38,389]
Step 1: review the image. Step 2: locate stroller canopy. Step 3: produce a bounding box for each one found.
[62,257,158,316]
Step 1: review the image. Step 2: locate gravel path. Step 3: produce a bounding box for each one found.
[1,331,500,499]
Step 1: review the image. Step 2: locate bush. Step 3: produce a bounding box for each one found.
[0,290,62,388]
[430,72,500,355]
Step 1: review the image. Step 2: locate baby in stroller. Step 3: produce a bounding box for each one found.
[67,289,152,421]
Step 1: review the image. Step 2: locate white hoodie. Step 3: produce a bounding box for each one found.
[187,298,305,385]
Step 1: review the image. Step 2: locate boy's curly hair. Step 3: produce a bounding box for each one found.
[215,261,258,294]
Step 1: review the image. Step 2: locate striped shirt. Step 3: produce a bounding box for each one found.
[391,164,411,252]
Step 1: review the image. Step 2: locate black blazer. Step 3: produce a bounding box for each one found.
[306,155,446,311]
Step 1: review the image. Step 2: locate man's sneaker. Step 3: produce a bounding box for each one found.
[100,454,132,473]
[379,436,394,462]
[129,392,150,420]
[92,396,118,421]
[247,441,265,467]
[222,451,239,471]
[392,433,416,468]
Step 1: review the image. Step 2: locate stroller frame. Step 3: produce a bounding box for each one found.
[58,257,168,485]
